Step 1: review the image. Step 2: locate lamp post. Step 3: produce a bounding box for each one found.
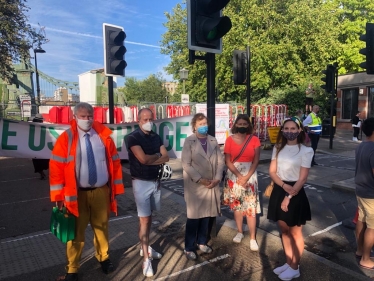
[34,46,46,108]
[179,68,189,95]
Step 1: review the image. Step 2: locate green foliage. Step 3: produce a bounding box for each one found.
[118,73,170,105]
[0,0,47,82]
[160,0,343,105]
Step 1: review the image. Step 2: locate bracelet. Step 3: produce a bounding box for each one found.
[281,183,285,188]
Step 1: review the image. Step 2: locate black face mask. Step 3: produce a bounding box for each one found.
[237,127,247,134]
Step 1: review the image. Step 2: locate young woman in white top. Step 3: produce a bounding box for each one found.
[267,117,313,281]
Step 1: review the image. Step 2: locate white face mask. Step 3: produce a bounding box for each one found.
[142,121,153,132]
[77,118,93,131]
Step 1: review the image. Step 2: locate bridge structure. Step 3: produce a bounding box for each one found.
[0,61,80,120]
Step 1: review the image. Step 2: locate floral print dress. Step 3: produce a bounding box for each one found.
[222,162,261,217]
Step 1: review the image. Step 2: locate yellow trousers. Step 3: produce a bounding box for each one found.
[66,185,110,273]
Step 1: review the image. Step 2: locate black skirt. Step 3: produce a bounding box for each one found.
[267,181,311,227]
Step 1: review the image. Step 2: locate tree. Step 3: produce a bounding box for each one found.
[334,0,374,73]
[0,0,47,82]
[161,0,342,104]
[119,73,169,105]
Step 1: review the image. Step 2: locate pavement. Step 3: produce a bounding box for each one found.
[0,129,371,281]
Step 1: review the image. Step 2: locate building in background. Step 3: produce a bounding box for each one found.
[162,81,178,95]
[336,72,374,129]
[78,68,119,105]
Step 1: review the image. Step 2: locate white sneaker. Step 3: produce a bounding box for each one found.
[233,232,244,243]
[140,246,163,259]
[273,263,289,275]
[142,258,154,277]
[278,266,300,280]
[353,137,358,142]
[249,239,259,251]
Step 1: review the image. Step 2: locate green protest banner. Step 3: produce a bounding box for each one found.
[0,116,193,159]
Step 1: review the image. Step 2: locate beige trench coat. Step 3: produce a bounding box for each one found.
[181,134,225,219]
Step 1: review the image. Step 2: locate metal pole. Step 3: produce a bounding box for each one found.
[206,53,215,137]
[108,76,114,124]
[246,46,251,117]
[34,51,41,110]
[329,64,337,149]
[183,79,186,95]
[206,52,216,238]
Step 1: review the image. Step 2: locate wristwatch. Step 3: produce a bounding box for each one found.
[155,152,162,158]
[285,193,292,199]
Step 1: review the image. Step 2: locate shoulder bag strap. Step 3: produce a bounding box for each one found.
[232,134,253,164]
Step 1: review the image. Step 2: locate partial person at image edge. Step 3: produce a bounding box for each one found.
[354,117,374,270]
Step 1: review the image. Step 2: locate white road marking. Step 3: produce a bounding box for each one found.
[0,215,132,244]
[0,177,40,183]
[153,254,230,281]
[308,222,342,237]
[0,197,50,206]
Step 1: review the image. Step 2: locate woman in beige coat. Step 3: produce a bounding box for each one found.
[181,113,225,260]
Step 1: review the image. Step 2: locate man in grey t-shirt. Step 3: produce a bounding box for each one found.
[355,117,374,270]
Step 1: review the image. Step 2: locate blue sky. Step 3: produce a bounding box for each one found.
[26,0,182,85]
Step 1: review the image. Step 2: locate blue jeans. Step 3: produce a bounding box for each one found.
[185,217,210,252]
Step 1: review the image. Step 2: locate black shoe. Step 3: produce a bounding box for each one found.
[59,273,78,281]
[100,259,114,274]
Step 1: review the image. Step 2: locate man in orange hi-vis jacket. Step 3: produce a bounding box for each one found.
[49,102,124,281]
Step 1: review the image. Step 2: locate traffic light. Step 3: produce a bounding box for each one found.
[103,23,127,76]
[321,64,335,93]
[187,0,232,54]
[233,50,247,85]
[359,22,374,75]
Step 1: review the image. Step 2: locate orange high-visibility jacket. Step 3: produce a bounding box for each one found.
[49,119,125,217]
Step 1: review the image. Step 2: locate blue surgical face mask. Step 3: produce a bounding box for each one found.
[197,125,208,135]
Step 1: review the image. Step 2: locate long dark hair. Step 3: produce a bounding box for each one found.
[275,117,306,158]
[231,114,253,134]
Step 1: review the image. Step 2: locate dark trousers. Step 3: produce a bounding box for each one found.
[185,217,210,251]
[353,127,360,138]
[309,133,320,164]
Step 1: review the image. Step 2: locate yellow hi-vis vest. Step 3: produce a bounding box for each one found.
[309,113,322,134]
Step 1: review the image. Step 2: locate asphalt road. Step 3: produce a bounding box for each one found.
[0,156,362,278]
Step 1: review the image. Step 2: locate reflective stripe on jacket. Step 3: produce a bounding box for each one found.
[49,119,125,217]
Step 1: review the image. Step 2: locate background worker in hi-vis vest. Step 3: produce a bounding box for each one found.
[303,105,322,167]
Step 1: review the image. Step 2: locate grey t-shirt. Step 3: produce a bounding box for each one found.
[355,141,374,198]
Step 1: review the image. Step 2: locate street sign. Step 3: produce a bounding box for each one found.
[181,94,190,103]
[7,111,21,116]
[21,100,31,118]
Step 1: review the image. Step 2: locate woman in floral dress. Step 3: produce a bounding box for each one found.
[222,114,261,251]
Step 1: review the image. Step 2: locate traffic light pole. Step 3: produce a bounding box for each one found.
[246,46,251,118]
[206,53,216,137]
[206,52,217,238]
[329,64,338,149]
[108,76,114,124]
